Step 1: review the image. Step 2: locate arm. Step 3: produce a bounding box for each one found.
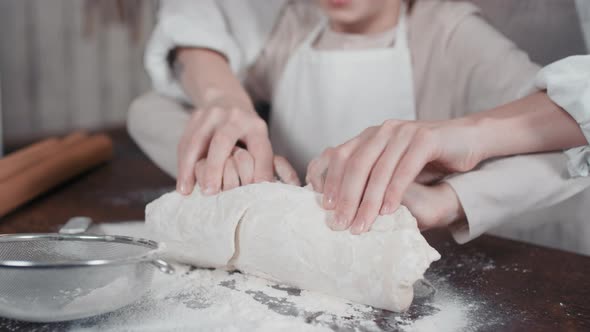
[144,0,285,102]
[440,16,590,242]
[305,91,588,234]
[536,55,590,177]
[305,8,590,236]
[176,48,254,117]
[142,1,299,195]
[173,47,275,196]
[468,92,587,159]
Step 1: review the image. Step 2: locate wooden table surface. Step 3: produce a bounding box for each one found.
[0,129,589,331]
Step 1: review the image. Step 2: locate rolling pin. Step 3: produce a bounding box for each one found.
[0,134,113,218]
[0,131,88,183]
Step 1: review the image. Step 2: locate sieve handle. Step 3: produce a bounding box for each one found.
[59,216,93,234]
[151,259,175,274]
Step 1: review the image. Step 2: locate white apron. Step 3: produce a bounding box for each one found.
[270,7,416,177]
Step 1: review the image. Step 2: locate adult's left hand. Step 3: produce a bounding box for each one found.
[306,118,481,234]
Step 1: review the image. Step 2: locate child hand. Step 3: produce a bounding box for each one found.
[176,96,274,195]
[401,182,465,231]
[193,147,300,192]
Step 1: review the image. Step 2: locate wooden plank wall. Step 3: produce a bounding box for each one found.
[0,0,157,142]
[577,0,590,49]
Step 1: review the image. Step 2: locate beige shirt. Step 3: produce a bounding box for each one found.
[138,0,590,243]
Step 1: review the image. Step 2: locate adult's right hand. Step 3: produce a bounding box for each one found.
[176,95,274,195]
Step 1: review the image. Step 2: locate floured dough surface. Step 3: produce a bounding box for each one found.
[146,182,440,312]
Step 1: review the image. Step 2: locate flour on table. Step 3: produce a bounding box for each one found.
[67,263,482,332]
[63,277,130,312]
[56,222,505,332]
[146,182,440,312]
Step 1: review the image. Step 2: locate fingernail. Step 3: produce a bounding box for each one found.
[178,183,189,195]
[351,220,366,235]
[203,185,217,195]
[324,194,336,209]
[254,176,270,183]
[380,204,393,215]
[331,215,348,231]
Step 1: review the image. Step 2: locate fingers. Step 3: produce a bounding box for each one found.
[401,182,458,231]
[194,158,207,189]
[332,133,389,232]
[415,165,447,185]
[321,151,347,210]
[321,132,369,210]
[204,148,300,192]
[203,125,242,194]
[274,155,301,186]
[244,120,274,183]
[306,156,330,193]
[306,136,363,195]
[232,148,255,185]
[222,159,240,191]
[382,129,434,215]
[177,111,211,195]
[351,132,412,234]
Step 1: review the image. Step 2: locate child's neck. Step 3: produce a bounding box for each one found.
[329,2,401,35]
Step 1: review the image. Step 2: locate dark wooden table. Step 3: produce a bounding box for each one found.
[0,129,589,331]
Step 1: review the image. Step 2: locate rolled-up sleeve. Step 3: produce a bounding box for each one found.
[144,0,286,103]
[535,55,590,177]
[447,153,590,243]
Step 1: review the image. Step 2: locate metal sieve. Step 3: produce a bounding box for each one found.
[0,220,173,322]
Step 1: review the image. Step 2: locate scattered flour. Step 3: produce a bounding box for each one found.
[69,266,335,332]
[64,263,484,332]
[396,286,471,332]
[64,277,131,313]
[43,223,504,331]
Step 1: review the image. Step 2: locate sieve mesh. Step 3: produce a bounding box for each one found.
[0,234,161,322]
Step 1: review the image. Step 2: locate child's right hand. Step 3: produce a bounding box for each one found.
[192,147,301,192]
[176,95,275,195]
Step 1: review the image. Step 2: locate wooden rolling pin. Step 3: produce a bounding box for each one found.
[0,131,88,183]
[0,134,113,218]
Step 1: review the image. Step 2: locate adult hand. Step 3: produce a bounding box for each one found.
[306,118,482,234]
[193,147,301,191]
[176,95,274,195]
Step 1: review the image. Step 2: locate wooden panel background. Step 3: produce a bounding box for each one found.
[0,0,157,142]
[577,0,590,49]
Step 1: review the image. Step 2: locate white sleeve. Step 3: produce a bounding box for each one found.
[535,55,590,177]
[144,0,286,103]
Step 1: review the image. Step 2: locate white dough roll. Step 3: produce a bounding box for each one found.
[146,183,440,312]
[146,187,251,268]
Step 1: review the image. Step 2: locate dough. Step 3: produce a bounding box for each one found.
[146,182,440,312]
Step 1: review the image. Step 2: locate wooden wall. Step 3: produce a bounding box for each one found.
[0,0,157,143]
[577,0,590,48]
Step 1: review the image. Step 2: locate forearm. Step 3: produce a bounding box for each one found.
[468,92,587,160]
[423,93,588,234]
[176,48,253,110]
